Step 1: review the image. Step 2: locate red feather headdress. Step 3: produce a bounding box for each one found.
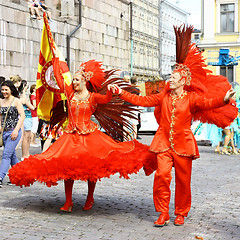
[161,25,238,128]
[74,60,105,91]
[173,25,210,93]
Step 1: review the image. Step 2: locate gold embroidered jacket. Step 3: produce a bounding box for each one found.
[120,90,226,159]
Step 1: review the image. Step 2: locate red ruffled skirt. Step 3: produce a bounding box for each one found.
[9,130,156,187]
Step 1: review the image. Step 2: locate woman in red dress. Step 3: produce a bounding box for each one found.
[9,60,152,212]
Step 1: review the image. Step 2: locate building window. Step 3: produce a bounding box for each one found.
[220,4,234,32]
[194,34,200,40]
[220,66,233,82]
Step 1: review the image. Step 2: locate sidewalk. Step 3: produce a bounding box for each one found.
[0,136,239,240]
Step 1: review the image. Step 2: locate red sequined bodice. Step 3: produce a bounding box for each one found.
[65,94,98,134]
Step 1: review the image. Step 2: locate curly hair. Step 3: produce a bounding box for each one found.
[1,80,19,98]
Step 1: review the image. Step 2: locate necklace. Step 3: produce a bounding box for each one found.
[74,92,90,101]
[170,90,187,100]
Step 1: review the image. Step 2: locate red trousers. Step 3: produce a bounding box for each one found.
[153,148,192,217]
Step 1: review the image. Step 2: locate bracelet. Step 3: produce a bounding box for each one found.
[119,90,124,96]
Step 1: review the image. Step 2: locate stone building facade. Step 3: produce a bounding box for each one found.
[0,0,188,87]
[131,0,159,81]
[0,0,131,84]
[159,0,188,77]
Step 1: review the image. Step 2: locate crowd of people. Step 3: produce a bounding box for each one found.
[0,75,43,188]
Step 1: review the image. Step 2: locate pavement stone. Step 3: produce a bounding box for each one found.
[0,135,239,240]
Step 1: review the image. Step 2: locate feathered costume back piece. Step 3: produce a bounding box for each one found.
[171,25,238,128]
[93,69,140,142]
[51,60,139,142]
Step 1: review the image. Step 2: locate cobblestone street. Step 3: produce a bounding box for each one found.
[0,135,239,240]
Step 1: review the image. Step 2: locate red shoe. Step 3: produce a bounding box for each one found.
[174,214,184,226]
[83,198,94,211]
[154,213,170,227]
[60,202,73,212]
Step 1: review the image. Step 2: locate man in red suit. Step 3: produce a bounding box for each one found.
[108,24,238,226]
[109,70,235,226]
[109,25,237,227]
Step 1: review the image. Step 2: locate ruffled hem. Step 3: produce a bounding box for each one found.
[9,140,155,187]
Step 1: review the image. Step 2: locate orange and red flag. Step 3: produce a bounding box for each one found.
[36,13,71,121]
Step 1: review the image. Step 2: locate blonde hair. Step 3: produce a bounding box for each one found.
[9,75,22,84]
[123,75,130,83]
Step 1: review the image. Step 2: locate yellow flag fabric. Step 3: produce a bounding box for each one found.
[36,13,71,121]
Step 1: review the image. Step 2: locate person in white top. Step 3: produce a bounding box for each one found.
[27,0,42,20]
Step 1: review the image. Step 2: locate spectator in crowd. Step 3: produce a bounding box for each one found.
[19,80,35,160]
[9,75,23,150]
[38,0,52,21]
[227,95,239,155]
[29,84,39,146]
[0,76,5,83]
[221,127,232,155]
[235,103,240,153]
[9,75,22,93]
[0,81,25,188]
[27,0,42,20]
[123,75,130,84]
[0,76,5,99]
[10,75,23,149]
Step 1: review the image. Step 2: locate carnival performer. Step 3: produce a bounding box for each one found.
[110,25,238,226]
[9,60,152,212]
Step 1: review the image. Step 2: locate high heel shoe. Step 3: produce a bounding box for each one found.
[221,149,230,155]
[83,198,94,211]
[227,148,232,153]
[60,202,73,212]
[214,149,221,154]
[231,149,239,155]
